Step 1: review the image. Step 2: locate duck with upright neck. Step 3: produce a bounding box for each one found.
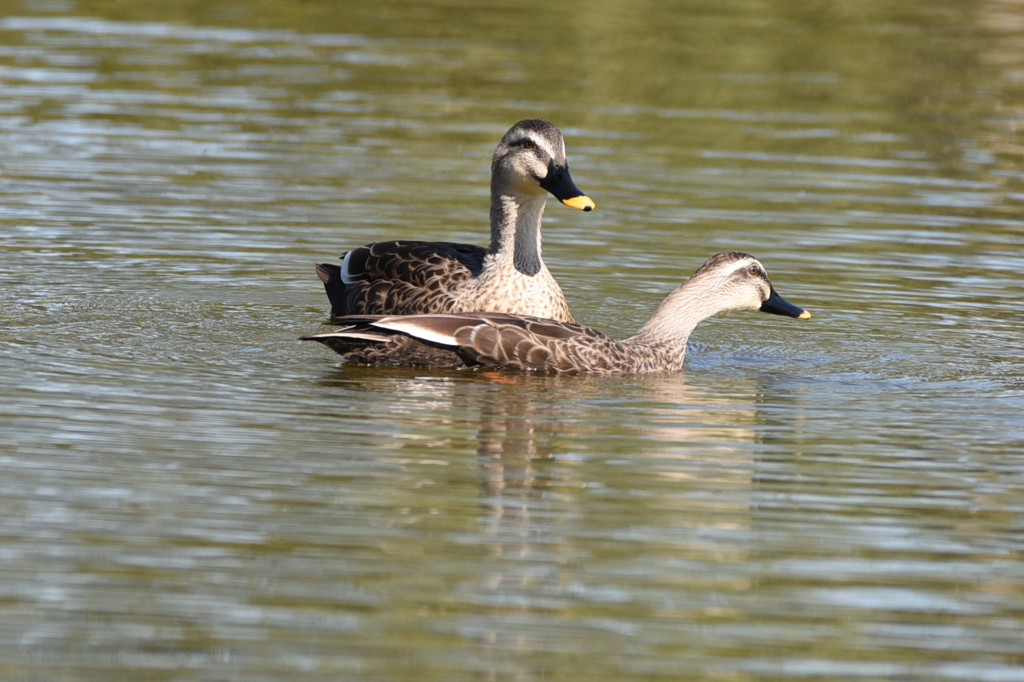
[302,252,811,375]
[316,119,594,323]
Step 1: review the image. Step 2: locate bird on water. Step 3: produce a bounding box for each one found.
[315,119,595,323]
[302,252,811,375]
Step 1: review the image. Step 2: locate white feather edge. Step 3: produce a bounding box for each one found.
[305,329,389,342]
[371,317,461,346]
[339,250,356,285]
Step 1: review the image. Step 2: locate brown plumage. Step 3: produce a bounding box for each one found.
[302,252,812,375]
[317,119,595,323]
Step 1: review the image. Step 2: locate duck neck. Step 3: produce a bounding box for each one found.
[623,281,721,366]
[488,192,548,277]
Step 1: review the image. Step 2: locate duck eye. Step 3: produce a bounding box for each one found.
[521,139,535,150]
[747,265,760,277]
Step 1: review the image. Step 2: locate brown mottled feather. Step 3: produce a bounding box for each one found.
[316,241,483,317]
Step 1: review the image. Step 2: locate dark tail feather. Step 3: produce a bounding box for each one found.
[315,263,346,318]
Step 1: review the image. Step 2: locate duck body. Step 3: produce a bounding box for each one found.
[302,252,812,375]
[317,119,594,323]
[303,312,621,372]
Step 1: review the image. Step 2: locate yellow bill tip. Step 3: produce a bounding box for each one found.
[561,195,596,212]
[797,310,812,319]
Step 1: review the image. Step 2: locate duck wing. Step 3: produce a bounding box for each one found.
[371,313,618,373]
[303,312,630,374]
[300,314,470,368]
